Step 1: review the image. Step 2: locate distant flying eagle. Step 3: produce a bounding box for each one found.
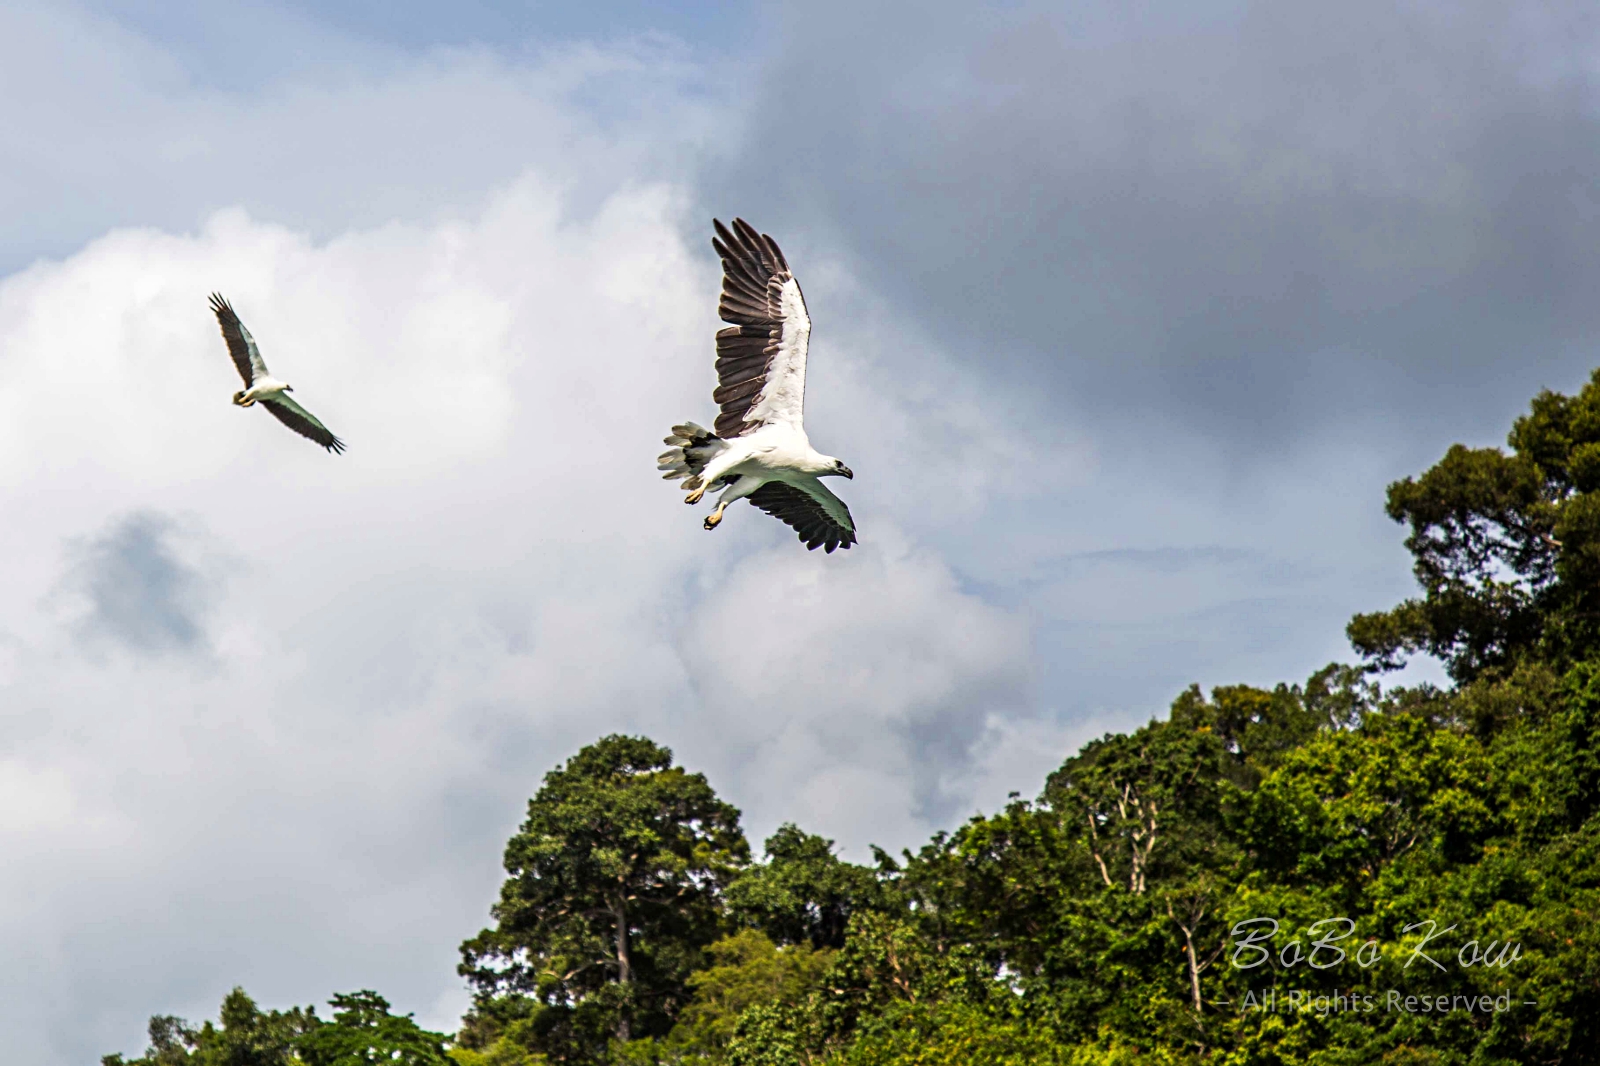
[658,219,856,552]
[209,294,345,454]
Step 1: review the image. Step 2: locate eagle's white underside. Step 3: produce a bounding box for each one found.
[238,375,289,404]
[693,424,852,528]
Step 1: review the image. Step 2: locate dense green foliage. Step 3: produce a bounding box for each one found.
[726,825,885,951]
[108,376,1600,1064]
[103,988,448,1066]
[457,734,749,1057]
[1348,368,1600,684]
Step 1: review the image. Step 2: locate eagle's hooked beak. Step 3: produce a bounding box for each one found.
[840,465,854,479]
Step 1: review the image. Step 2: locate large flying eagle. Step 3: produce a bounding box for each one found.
[209,294,345,453]
[658,219,856,552]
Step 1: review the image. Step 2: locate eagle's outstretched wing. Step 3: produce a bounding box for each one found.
[261,394,345,453]
[748,479,855,553]
[711,218,810,438]
[208,294,269,387]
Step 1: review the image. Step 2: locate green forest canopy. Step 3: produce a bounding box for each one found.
[105,373,1600,1065]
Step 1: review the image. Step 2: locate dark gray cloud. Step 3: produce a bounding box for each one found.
[708,0,1600,454]
[67,512,211,654]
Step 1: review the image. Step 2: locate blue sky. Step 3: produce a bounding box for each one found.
[7,0,1598,1062]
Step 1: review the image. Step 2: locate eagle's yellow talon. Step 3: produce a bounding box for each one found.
[685,488,706,505]
[704,505,725,530]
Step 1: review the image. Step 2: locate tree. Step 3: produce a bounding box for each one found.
[726,824,884,950]
[877,798,1072,981]
[102,988,315,1066]
[1043,711,1236,898]
[723,911,1000,1066]
[293,991,450,1066]
[1347,370,1600,684]
[458,734,748,1060]
[101,1015,198,1066]
[658,929,833,1060]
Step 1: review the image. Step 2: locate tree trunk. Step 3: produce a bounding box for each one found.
[612,897,632,1042]
[1167,898,1205,1013]
[1183,927,1203,1012]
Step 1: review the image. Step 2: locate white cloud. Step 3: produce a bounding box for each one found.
[0,147,1040,1060]
[0,759,85,833]
[673,529,1033,850]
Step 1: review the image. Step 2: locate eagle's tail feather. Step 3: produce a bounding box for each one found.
[657,421,726,487]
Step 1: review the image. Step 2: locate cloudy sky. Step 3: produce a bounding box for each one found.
[5,0,1599,1060]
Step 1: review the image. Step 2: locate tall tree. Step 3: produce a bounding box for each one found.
[458,734,748,1061]
[293,991,451,1066]
[1043,713,1234,898]
[101,988,315,1066]
[727,824,884,950]
[662,929,834,1059]
[1347,369,1600,684]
